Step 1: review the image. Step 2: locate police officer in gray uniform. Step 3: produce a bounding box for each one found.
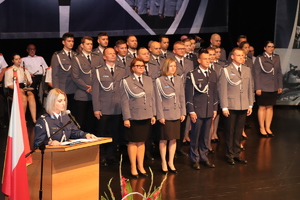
[71,36,101,133]
[51,32,77,113]
[138,47,161,81]
[92,32,109,65]
[218,48,254,165]
[92,47,126,165]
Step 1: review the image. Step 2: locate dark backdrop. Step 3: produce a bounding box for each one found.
[0,0,276,66]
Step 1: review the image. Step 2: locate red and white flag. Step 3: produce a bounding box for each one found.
[2,77,32,200]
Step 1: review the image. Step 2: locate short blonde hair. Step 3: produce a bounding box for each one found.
[45,88,67,115]
[161,58,177,76]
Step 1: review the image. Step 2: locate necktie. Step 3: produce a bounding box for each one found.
[170,77,174,86]
[156,58,160,65]
[186,55,189,59]
[211,64,214,70]
[145,65,149,76]
[133,53,136,58]
[238,67,241,76]
[58,115,63,126]
[180,60,183,66]
[87,55,91,64]
[189,53,193,58]
[204,71,208,78]
[138,76,143,86]
[164,53,167,58]
[122,58,126,66]
[110,68,114,76]
[68,52,71,60]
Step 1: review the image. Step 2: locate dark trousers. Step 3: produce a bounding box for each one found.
[224,110,247,159]
[74,100,95,133]
[96,114,122,160]
[190,117,212,163]
[66,94,75,115]
[31,75,43,97]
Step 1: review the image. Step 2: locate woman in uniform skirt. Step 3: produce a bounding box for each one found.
[120,58,156,178]
[155,58,186,174]
[253,41,283,137]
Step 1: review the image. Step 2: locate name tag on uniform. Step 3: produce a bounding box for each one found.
[230,74,236,76]
[198,79,203,81]
[51,127,59,130]
[164,86,171,88]
[103,75,109,78]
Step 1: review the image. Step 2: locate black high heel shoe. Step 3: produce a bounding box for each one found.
[167,165,178,174]
[267,132,274,137]
[130,173,139,179]
[137,169,148,177]
[260,132,268,138]
[161,169,168,174]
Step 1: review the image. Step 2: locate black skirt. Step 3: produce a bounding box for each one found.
[256,91,278,106]
[124,119,151,142]
[159,119,180,140]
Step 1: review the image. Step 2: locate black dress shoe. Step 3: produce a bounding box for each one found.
[130,173,139,179]
[227,158,235,165]
[138,169,148,177]
[260,133,268,138]
[177,149,189,157]
[245,123,251,129]
[242,136,248,140]
[234,157,248,164]
[0,120,7,129]
[101,159,108,167]
[192,162,201,170]
[201,161,215,168]
[146,152,154,161]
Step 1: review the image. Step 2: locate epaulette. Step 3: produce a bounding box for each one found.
[223,64,229,68]
[116,64,125,69]
[6,66,13,70]
[122,75,130,79]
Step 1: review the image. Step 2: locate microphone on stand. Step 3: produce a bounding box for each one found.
[66,110,81,129]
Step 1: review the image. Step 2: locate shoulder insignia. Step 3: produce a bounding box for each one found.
[122,75,130,79]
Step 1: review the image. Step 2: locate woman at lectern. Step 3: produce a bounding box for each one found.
[34,88,97,147]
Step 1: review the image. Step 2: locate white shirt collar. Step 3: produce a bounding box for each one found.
[232,62,242,72]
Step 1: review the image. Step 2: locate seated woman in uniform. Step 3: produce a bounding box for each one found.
[4,54,37,123]
[34,88,97,147]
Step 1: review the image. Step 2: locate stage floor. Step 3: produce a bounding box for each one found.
[1,105,300,200]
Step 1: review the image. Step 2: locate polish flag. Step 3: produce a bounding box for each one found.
[2,76,32,200]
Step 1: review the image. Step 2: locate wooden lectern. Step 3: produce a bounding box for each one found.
[27,137,112,200]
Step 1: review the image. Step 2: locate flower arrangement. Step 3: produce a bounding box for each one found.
[101,155,167,200]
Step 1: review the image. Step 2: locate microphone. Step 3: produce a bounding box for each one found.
[66,110,81,129]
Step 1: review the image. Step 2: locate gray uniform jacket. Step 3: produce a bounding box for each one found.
[220,48,227,63]
[148,0,162,15]
[186,68,218,118]
[175,57,194,84]
[92,47,105,65]
[145,58,163,81]
[253,53,283,92]
[212,61,225,80]
[136,0,148,14]
[51,50,77,94]
[159,0,183,17]
[116,55,133,76]
[155,75,186,120]
[218,63,254,110]
[71,52,101,101]
[160,50,175,59]
[92,64,126,115]
[120,74,156,120]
